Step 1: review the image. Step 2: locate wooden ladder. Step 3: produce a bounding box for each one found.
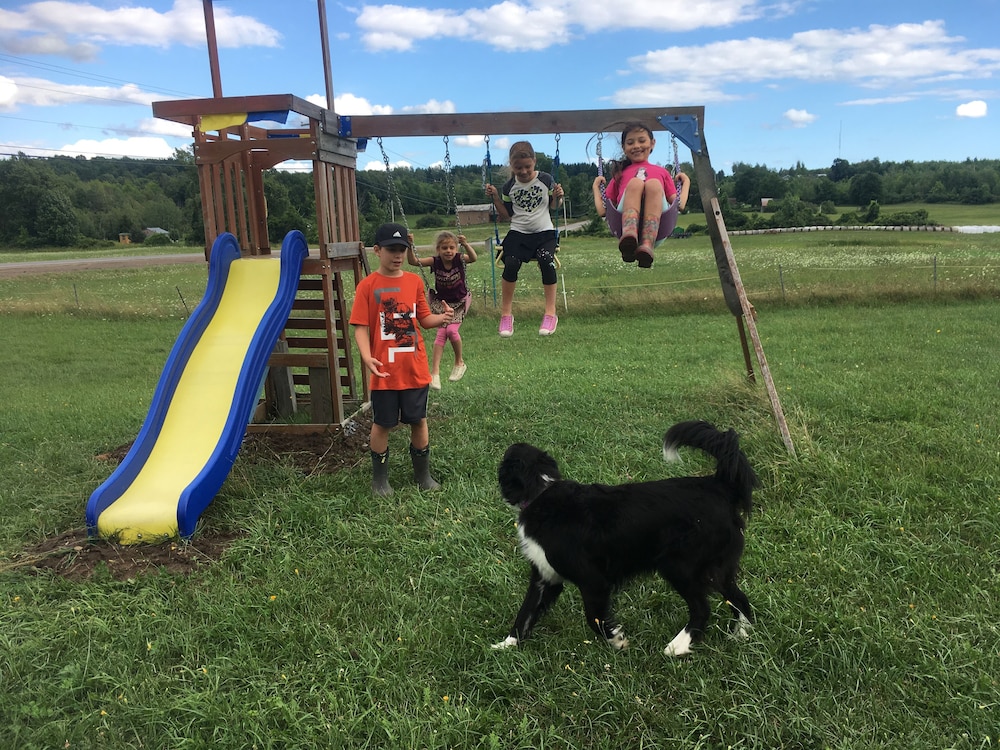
[250,241,370,434]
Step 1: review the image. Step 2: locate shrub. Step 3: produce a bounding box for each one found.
[144,233,173,247]
[416,215,443,230]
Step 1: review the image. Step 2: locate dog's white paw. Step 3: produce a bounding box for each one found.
[663,629,693,657]
[731,613,753,641]
[491,635,519,650]
[607,625,629,651]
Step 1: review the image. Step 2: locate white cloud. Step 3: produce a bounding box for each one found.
[137,117,193,138]
[354,1,770,52]
[363,159,412,171]
[309,92,458,118]
[783,108,817,127]
[2,33,99,60]
[399,99,456,115]
[612,20,1000,106]
[0,75,17,111]
[2,76,158,108]
[326,93,394,116]
[0,0,280,53]
[956,100,987,118]
[841,95,915,106]
[58,136,176,159]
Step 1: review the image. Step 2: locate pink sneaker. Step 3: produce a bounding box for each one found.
[499,315,514,337]
[538,314,558,336]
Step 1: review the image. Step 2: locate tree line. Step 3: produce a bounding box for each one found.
[1,149,997,249]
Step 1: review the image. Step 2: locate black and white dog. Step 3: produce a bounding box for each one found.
[493,420,759,657]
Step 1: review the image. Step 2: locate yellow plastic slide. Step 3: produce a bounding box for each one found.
[87,232,307,543]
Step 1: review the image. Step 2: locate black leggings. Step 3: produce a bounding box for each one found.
[501,230,558,285]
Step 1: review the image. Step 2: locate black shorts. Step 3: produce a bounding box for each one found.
[500,230,559,285]
[371,388,429,428]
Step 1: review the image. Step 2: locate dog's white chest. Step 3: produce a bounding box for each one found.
[517,526,563,584]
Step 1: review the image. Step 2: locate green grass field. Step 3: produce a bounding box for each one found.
[1,228,999,748]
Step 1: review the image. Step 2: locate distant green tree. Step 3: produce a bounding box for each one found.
[848,172,883,206]
[771,196,823,227]
[829,158,852,182]
[731,163,788,206]
[37,190,78,246]
[926,181,950,203]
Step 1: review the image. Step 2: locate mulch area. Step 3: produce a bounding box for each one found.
[10,413,372,581]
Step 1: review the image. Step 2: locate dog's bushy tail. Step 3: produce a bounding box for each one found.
[663,421,758,516]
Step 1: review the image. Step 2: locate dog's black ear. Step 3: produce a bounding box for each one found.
[499,443,561,506]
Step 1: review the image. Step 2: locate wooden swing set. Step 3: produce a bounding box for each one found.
[150,0,794,454]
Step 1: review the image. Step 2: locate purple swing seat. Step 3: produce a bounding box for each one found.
[603,195,680,241]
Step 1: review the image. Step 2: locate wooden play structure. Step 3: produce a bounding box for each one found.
[151,0,793,453]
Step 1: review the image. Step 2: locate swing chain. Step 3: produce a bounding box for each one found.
[377,136,408,231]
[671,135,682,192]
[552,133,561,238]
[482,135,501,246]
[443,135,462,235]
[595,132,608,201]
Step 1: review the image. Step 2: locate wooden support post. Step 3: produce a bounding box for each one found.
[265,339,297,419]
[710,197,795,455]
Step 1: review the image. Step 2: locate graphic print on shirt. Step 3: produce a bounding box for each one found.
[511,183,546,213]
[376,289,416,362]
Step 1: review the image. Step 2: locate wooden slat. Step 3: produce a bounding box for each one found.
[323,241,364,259]
[292,299,325,311]
[284,317,327,330]
[269,352,329,368]
[285,336,329,349]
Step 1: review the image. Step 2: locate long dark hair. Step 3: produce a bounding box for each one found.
[611,122,656,180]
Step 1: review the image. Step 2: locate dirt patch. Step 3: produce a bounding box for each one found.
[14,413,372,581]
[13,527,240,582]
[239,412,372,476]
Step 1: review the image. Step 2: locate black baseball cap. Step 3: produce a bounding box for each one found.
[374,223,410,248]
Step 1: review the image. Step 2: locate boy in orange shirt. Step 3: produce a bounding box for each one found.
[350,223,454,496]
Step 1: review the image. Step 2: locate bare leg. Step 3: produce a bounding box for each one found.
[542,283,557,319]
[369,423,392,454]
[431,342,444,376]
[409,419,429,452]
[500,279,516,317]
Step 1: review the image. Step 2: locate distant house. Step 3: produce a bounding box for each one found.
[456,204,493,226]
[143,227,170,237]
[760,198,774,209]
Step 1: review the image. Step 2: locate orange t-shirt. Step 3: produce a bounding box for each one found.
[350,271,433,391]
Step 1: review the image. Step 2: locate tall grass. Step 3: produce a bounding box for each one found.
[1,232,999,748]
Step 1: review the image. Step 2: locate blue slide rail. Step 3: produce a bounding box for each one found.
[86,231,308,539]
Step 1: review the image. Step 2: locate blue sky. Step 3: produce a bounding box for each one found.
[0,0,997,176]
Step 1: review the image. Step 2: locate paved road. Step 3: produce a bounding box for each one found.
[0,224,594,279]
[0,252,207,279]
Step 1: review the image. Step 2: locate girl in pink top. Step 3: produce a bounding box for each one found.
[593,122,690,268]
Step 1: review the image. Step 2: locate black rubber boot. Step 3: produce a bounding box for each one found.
[370,448,393,497]
[409,444,441,491]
